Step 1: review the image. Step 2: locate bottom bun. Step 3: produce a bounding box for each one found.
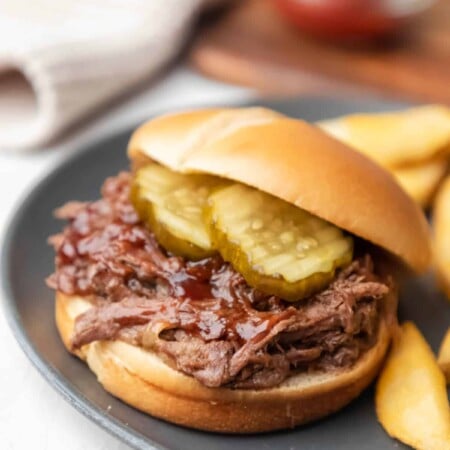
[55,291,393,433]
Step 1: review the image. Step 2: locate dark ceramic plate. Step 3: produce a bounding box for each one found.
[2,97,449,450]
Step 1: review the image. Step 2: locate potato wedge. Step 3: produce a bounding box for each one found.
[392,159,447,207]
[376,322,450,450]
[433,176,450,300]
[318,105,450,168]
[438,328,450,384]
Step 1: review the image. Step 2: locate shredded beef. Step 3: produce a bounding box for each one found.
[47,173,391,389]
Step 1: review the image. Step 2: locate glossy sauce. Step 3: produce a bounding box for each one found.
[49,173,296,346]
[50,174,386,388]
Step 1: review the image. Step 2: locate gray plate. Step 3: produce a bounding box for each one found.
[2,97,449,450]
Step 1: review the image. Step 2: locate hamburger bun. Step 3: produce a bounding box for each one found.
[56,291,393,433]
[128,107,431,274]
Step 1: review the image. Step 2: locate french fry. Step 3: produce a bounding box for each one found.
[438,328,450,383]
[318,105,450,168]
[376,322,450,450]
[433,176,450,300]
[393,159,447,207]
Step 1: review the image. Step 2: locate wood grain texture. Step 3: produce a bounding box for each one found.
[190,0,450,102]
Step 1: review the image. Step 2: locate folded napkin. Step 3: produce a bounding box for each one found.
[0,0,221,150]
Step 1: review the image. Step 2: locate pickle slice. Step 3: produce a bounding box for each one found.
[206,184,353,301]
[132,164,223,260]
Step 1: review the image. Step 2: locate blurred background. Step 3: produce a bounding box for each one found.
[0,0,448,152]
[0,0,448,449]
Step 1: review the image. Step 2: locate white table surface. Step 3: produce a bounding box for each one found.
[0,66,253,450]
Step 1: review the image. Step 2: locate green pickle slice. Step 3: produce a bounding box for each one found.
[131,164,223,260]
[206,184,354,301]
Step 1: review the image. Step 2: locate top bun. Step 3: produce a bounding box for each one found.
[128,107,431,274]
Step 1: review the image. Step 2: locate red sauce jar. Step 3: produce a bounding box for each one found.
[272,0,435,40]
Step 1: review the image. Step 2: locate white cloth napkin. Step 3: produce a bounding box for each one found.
[0,0,221,150]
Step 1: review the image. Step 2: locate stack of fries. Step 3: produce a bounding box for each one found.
[319,106,450,208]
[320,106,450,449]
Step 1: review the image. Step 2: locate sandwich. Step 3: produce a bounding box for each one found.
[47,107,431,433]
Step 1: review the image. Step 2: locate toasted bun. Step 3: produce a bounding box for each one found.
[128,107,431,274]
[56,291,393,433]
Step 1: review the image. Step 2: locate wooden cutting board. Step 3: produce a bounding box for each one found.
[189,0,450,103]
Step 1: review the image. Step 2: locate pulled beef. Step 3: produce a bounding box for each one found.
[47,173,390,389]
